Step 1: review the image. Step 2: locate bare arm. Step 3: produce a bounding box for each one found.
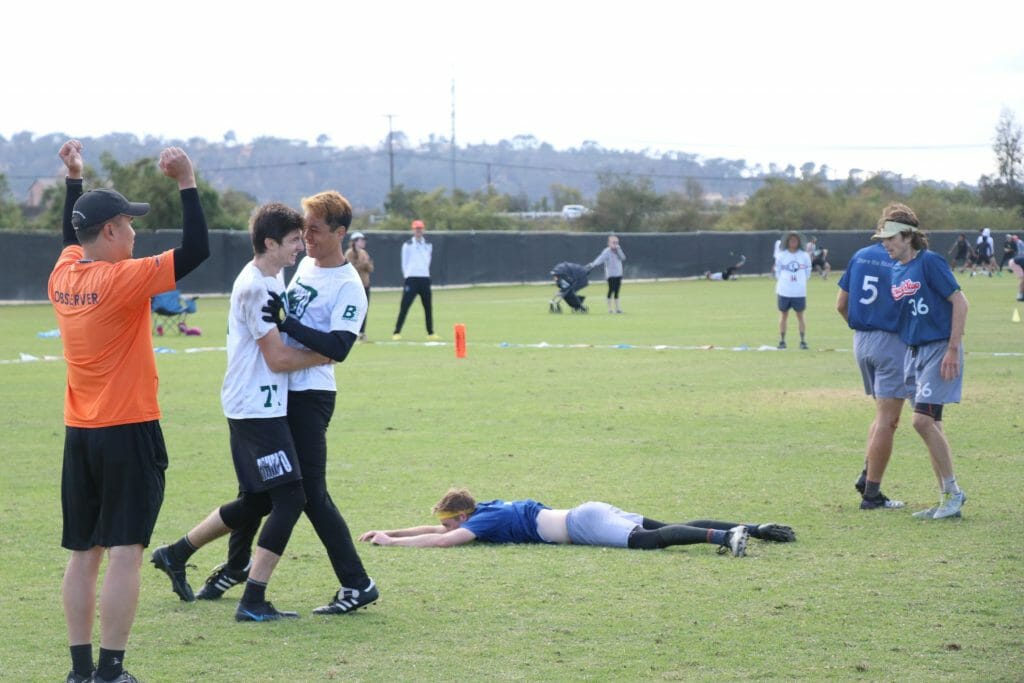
[941,290,968,380]
[256,329,329,373]
[359,524,445,540]
[835,288,850,322]
[359,526,476,547]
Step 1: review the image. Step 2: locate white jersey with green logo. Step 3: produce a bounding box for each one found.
[221,263,289,419]
[285,256,367,392]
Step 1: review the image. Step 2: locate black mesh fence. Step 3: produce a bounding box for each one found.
[2,229,977,301]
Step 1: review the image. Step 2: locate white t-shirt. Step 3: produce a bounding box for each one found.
[285,256,368,392]
[774,248,812,297]
[221,263,289,419]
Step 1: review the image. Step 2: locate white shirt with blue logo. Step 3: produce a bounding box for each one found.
[774,248,812,297]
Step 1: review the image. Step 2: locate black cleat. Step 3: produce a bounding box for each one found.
[92,671,140,683]
[854,471,867,495]
[235,599,299,622]
[196,562,249,600]
[150,545,195,602]
[65,670,93,683]
[313,579,379,615]
[860,493,905,510]
[755,523,796,542]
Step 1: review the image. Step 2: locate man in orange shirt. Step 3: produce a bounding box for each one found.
[50,140,210,683]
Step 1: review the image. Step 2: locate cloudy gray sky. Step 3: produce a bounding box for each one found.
[5,0,1022,184]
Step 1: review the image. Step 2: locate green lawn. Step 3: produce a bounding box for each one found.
[2,273,1022,681]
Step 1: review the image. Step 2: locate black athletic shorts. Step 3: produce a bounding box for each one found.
[228,417,302,493]
[61,420,168,550]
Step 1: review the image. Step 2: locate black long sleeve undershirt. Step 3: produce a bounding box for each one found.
[62,178,209,281]
[279,318,357,363]
[172,187,210,280]
[62,178,83,247]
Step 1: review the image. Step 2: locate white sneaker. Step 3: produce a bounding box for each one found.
[912,505,939,519]
[723,526,749,557]
[932,490,967,519]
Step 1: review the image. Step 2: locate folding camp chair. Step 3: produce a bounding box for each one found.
[151,290,198,336]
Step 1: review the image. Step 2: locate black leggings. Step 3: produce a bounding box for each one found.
[393,277,433,334]
[606,277,622,299]
[226,391,369,587]
[627,518,743,550]
[360,286,370,334]
[218,480,305,556]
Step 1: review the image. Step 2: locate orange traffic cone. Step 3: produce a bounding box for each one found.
[454,323,467,358]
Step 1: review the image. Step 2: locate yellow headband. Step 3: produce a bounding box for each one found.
[436,509,472,520]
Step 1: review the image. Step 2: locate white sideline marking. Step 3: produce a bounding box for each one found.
[6,344,1022,364]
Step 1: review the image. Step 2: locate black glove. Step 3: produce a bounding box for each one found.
[756,523,796,542]
[262,292,287,329]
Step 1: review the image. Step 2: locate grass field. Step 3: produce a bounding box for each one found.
[2,273,1022,682]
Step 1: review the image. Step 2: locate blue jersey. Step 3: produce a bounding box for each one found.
[890,250,960,346]
[461,499,551,544]
[838,243,900,333]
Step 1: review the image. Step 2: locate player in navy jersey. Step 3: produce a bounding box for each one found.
[837,239,911,510]
[873,203,968,520]
[359,487,797,558]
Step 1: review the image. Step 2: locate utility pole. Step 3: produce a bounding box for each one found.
[450,78,456,194]
[384,114,396,193]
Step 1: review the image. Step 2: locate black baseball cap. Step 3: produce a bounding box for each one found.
[71,188,150,230]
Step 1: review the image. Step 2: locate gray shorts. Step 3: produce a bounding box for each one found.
[853,330,912,399]
[904,340,963,406]
[565,502,643,548]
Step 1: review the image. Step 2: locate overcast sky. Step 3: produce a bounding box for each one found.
[4,1,1022,185]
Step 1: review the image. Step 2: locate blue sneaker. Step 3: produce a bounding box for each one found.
[235,600,299,622]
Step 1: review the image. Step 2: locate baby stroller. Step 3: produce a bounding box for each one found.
[549,262,590,313]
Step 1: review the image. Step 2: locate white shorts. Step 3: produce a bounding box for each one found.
[565,502,643,547]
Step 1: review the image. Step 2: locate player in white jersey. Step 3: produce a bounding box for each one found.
[152,203,329,622]
[773,231,812,349]
[197,191,380,616]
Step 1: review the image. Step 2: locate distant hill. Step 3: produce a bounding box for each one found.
[0,131,951,212]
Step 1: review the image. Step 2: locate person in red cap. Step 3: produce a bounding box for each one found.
[392,219,439,340]
[50,140,210,683]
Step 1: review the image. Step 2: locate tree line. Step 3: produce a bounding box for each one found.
[2,110,1021,233]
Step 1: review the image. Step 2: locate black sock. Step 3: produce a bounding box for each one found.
[242,578,267,604]
[170,535,198,563]
[97,648,124,680]
[864,480,881,498]
[70,644,93,677]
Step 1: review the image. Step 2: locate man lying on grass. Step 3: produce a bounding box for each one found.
[359,488,795,557]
